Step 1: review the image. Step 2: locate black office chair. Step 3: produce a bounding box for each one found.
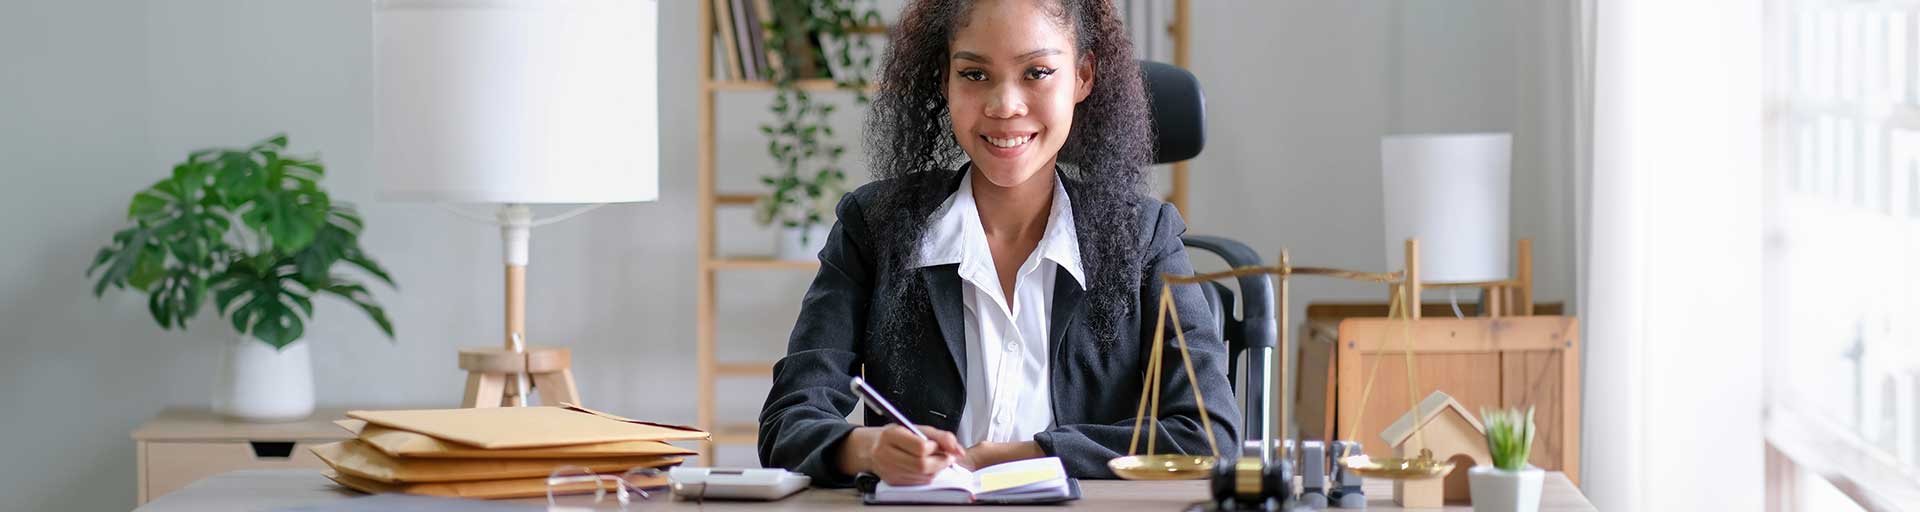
[1140,61,1278,452]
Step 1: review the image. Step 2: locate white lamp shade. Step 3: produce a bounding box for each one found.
[374,0,659,204]
[1381,133,1512,284]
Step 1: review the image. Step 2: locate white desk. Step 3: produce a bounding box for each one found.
[134,469,1597,511]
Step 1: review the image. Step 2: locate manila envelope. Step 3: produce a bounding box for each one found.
[311,440,681,483]
[325,469,668,500]
[334,419,696,459]
[346,404,708,449]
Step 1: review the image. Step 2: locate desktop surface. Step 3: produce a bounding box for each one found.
[134,469,1596,511]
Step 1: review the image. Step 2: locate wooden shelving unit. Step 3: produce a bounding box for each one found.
[707,78,864,92]
[694,0,1193,465]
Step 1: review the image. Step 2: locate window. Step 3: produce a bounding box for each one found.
[1764,0,1920,508]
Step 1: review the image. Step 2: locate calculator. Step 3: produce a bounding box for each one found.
[666,467,811,501]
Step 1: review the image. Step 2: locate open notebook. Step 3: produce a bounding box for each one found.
[863,456,1078,505]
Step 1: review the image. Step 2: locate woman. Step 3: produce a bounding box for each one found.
[757,0,1238,486]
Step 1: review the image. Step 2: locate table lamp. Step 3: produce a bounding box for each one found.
[1380,133,1520,317]
[373,0,659,406]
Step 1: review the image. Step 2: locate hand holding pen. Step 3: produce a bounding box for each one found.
[842,377,968,485]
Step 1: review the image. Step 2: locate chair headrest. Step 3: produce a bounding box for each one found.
[1140,60,1205,165]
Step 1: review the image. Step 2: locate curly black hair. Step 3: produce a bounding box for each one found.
[862,0,1154,351]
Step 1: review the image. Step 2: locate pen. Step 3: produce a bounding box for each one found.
[849,377,928,440]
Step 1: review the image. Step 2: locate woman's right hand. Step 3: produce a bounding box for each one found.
[837,425,967,485]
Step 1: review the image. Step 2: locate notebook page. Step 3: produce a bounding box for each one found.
[874,463,977,494]
[975,457,1067,495]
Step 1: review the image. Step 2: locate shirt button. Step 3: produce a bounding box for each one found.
[993,411,1009,425]
[1004,341,1018,353]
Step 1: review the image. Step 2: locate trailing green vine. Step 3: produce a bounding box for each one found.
[755,0,882,242]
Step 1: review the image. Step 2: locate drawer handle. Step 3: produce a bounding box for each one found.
[250,441,296,459]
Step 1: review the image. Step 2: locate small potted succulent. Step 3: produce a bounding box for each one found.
[1470,406,1544,512]
[87,134,395,422]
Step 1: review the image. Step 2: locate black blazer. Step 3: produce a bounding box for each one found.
[756,171,1240,486]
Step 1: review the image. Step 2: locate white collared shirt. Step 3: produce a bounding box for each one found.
[912,171,1085,447]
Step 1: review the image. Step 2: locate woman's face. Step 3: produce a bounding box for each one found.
[945,0,1094,190]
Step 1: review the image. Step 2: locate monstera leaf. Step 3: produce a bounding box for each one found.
[88,134,395,349]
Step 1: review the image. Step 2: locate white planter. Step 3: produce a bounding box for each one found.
[775,224,831,261]
[213,336,316,422]
[1468,465,1544,512]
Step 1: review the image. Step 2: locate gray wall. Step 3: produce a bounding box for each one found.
[1182,1,1576,313]
[0,1,1574,510]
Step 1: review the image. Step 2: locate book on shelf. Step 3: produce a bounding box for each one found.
[729,0,759,80]
[733,0,764,80]
[710,0,743,81]
[753,0,782,78]
[714,0,852,84]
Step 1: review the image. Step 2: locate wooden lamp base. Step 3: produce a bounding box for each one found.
[459,346,580,408]
[461,208,585,408]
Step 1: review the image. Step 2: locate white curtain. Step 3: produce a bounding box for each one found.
[1576,0,1766,509]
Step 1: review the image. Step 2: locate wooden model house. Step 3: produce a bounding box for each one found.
[1382,391,1491,507]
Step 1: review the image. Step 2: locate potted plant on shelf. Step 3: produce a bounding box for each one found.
[87,134,395,422]
[756,0,880,261]
[1470,406,1544,512]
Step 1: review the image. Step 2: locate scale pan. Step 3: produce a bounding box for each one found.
[1340,454,1454,480]
[1107,454,1218,480]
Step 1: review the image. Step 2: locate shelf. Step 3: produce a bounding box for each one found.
[715,193,761,206]
[704,78,876,93]
[714,362,775,378]
[705,257,820,271]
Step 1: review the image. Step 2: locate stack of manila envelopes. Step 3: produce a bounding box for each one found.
[312,404,708,499]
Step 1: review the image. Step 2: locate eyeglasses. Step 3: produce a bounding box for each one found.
[545,466,667,509]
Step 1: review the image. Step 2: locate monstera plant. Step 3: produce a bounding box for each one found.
[87,134,395,349]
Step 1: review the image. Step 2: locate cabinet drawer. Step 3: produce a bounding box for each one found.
[144,440,331,501]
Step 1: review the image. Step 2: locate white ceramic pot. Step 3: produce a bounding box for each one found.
[213,335,316,422]
[776,224,831,261]
[1468,465,1544,512]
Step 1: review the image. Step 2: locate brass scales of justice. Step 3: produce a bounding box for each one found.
[1107,241,1452,510]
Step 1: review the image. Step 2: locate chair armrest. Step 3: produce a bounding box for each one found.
[1182,235,1278,450]
[1180,235,1276,350]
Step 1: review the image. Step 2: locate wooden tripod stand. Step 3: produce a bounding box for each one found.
[459,345,579,408]
[458,258,581,408]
